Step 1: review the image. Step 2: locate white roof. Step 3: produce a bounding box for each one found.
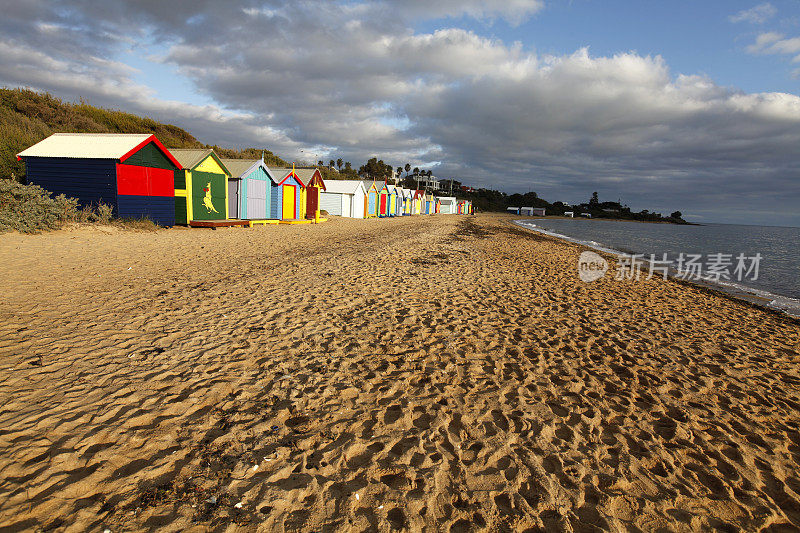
[322,180,366,195]
[17,133,153,160]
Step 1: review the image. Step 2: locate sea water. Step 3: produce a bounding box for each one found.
[515,218,800,318]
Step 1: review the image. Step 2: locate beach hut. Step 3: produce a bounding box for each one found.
[399,188,412,215]
[268,168,305,220]
[170,149,232,224]
[425,193,436,215]
[293,168,327,219]
[375,181,390,217]
[412,190,425,215]
[439,196,457,214]
[17,133,181,226]
[219,158,277,220]
[393,186,404,216]
[319,179,367,218]
[387,184,401,217]
[435,197,441,213]
[361,181,379,218]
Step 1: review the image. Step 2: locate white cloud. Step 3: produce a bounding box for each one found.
[729,3,777,24]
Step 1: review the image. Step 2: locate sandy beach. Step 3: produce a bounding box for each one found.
[1,213,799,532]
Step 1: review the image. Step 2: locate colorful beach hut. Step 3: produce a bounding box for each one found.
[170,149,232,224]
[319,179,367,218]
[426,194,436,215]
[375,181,390,217]
[386,184,400,217]
[439,196,457,214]
[267,168,305,220]
[361,180,379,218]
[220,158,276,220]
[412,190,425,215]
[401,188,413,215]
[293,168,327,219]
[17,133,181,226]
[391,186,403,216]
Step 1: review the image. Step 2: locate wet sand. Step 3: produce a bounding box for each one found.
[1,213,799,532]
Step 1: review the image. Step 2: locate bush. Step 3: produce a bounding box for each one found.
[0,179,121,233]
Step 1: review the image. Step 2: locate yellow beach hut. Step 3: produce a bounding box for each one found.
[170,149,233,225]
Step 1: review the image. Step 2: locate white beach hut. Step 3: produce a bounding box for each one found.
[438,196,457,214]
[319,179,367,218]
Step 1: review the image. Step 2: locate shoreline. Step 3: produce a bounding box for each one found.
[1,214,799,531]
[512,218,800,321]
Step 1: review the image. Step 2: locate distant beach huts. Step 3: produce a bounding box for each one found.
[170,149,232,224]
[17,133,474,227]
[319,179,367,218]
[17,133,182,226]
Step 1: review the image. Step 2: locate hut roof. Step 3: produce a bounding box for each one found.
[219,158,269,180]
[323,180,366,194]
[170,149,231,175]
[16,133,180,167]
[291,168,324,188]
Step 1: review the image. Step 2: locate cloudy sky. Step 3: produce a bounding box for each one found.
[2,1,799,225]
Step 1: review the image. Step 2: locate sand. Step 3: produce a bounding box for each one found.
[1,213,799,532]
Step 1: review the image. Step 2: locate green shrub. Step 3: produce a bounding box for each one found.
[0,179,120,233]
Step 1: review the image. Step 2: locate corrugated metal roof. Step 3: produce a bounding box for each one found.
[17,133,153,160]
[220,158,261,179]
[322,179,366,194]
[170,149,214,170]
[268,168,293,181]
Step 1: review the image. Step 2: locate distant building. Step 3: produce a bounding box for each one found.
[581,213,592,218]
[506,206,520,214]
[564,211,574,217]
[520,207,534,215]
[532,208,546,216]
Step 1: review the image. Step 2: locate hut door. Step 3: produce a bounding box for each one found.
[228,179,239,218]
[282,185,295,219]
[379,194,387,216]
[307,186,318,217]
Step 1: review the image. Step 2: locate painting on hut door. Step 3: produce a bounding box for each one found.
[307,186,318,217]
[282,184,296,219]
[191,171,226,220]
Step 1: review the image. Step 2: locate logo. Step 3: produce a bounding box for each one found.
[202,181,219,214]
[578,251,608,282]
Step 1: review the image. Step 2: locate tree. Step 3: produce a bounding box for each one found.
[317,160,324,167]
[396,166,403,177]
[404,163,411,176]
[426,170,433,177]
[337,158,343,171]
[670,211,682,219]
[329,159,335,168]
[413,167,419,175]
[589,191,599,207]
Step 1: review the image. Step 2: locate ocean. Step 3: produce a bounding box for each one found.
[515,218,800,318]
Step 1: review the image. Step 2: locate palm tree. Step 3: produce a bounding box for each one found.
[337,158,343,171]
[329,159,335,168]
[317,160,324,167]
[413,167,419,175]
[404,163,411,176]
[427,170,433,177]
[396,166,402,178]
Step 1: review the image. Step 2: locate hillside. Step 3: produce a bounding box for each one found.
[0,88,288,180]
